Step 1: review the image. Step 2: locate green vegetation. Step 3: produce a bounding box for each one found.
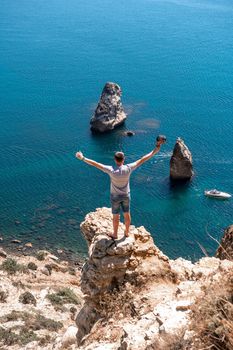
[19,291,37,306]
[36,250,47,261]
[47,287,81,308]
[0,327,38,346]
[68,267,76,275]
[0,290,8,303]
[0,310,63,332]
[44,263,53,274]
[29,314,63,332]
[1,258,27,275]
[27,261,38,270]
[12,280,25,289]
[0,310,24,322]
[0,309,62,346]
[38,334,51,346]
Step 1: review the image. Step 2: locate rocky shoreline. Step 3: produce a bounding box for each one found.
[0,209,232,349]
[0,239,86,267]
[74,208,233,350]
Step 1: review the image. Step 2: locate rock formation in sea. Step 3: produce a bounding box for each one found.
[75,207,233,350]
[170,137,194,181]
[216,224,233,260]
[90,82,127,132]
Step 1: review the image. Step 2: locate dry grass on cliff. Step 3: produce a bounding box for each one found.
[190,270,233,350]
[146,330,191,350]
[80,282,141,347]
[98,282,140,320]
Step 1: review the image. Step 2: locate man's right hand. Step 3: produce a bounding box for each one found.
[75,151,84,160]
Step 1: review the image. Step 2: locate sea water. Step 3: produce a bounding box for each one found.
[1,0,233,260]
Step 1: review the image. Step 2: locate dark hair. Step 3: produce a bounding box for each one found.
[114,151,125,162]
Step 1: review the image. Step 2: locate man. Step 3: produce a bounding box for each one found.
[75,139,164,239]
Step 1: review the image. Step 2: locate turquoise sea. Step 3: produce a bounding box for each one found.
[1,0,233,260]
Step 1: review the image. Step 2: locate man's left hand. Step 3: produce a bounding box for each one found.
[76,151,84,160]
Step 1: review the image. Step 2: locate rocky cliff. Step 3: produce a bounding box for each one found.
[170,138,193,181]
[75,208,233,350]
[1,211,232,350]
[90,82,127,132]
[216,224,233,260]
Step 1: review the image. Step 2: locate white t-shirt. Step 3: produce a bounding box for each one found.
[101,162,138,195]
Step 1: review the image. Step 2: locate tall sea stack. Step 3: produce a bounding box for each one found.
[170,138,193,181]
[90,82,127,133]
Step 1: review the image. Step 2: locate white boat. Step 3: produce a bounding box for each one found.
[205,189,231,199]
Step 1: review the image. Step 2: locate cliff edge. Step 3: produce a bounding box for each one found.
[0,210,232,349]
[75,208,233,350]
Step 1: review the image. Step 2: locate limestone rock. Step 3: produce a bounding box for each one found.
[48,253,59,261]
[216,224,233,260]
[41,266,51,276]
[76,207,173,344]
[76,302,101,344]
[170,138,193,180]
[0,248,7,258]
[90,82,127,133]
[80,208,171,297]
[61,325,78,348]
[11,239,21,244]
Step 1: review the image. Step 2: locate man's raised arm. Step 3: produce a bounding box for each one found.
[133,140,164,168]
[75,151,108,172]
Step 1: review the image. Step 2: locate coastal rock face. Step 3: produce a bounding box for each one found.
[216,224,233,260]
[80,208,172,297]
[76,207,173,343]
[90,82,127,132]
[75,207,233,350]
[1,212,233,350]
[170,138,194,180]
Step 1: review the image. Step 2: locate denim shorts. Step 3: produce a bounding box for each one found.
[110,194,130,214]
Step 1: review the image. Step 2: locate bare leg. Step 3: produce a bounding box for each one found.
[123,212,131,237]
[112,214,120,238]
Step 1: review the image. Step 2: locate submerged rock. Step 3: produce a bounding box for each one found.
[125,130,135,136]
[90,82,127,133]
[216,224,233,260]
[11,239,21,244]
[170,138,193,181]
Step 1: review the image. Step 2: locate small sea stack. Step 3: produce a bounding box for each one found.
[170,138,193,181]
[216,225,233,260]
[90,82,127,133]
